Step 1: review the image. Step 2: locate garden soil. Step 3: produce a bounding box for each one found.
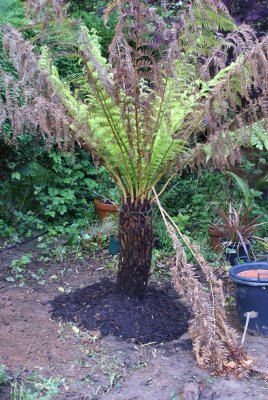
[0,242,268,399]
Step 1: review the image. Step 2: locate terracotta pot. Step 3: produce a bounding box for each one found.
[94,198,118,222]
[208,227,222,253]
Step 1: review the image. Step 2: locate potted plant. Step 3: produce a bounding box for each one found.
[208,171,262,253]
[93,169,120,222]
[208,225,223,253]
[209,203,265,265]
[94,196,118,222]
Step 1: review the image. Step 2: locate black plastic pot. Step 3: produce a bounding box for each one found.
[229,262,268,336]
[225,243,250,266]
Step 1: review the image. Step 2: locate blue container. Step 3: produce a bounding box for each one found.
[229,262,268,336]
[108,237,120,256]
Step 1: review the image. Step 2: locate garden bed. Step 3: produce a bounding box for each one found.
[51,279,190,344]
[0,244,267,399]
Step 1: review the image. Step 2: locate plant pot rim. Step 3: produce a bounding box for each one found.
[229,262,268,286]
[93,197,118,211]
[94,196,116,203]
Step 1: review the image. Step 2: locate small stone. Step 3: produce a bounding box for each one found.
[88,330,101,340]
[81,337,90,345]
[182,382,199,400]
[180,332,191,341]
[91,343,101,353]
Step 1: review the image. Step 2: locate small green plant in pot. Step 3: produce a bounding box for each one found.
[82,218,117,248]
[209,203,265,265]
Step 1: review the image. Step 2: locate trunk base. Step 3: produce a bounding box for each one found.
[117,199,153,298]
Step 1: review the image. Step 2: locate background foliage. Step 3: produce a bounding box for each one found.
[0,0,267,258]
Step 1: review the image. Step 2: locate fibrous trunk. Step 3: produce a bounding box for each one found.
[117,198,153,298]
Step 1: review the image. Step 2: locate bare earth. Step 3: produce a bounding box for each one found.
[0,242,267,400]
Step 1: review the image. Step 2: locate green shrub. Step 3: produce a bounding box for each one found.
[0,0,28,27]
[154,162,267,254]
[0,144,120,242]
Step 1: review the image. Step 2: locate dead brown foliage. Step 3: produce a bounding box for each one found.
[0,25,72,149]
[167,223,256,377]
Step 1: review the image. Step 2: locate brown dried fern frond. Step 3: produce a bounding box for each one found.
[169,227,256,377]
[0,25,73,150]
[25,0,67,23]
[200,24,257,80]
[176,34,268,170]
[153,188,256,378]
[103,0,122,25]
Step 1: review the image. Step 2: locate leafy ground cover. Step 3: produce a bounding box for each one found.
[0,242,267,400]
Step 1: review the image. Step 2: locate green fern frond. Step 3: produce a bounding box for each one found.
[180,0,235,57]
[251,122,268,150]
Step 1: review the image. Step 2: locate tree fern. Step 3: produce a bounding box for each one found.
[1,0,268,364]
[1,0,268,283]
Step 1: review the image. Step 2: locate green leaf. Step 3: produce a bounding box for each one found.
[204,144,212,163]
[6,276,15,282]
[11,172,21,180]
[225,171,251,207]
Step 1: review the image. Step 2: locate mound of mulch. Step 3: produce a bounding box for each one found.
[50,279,191,344]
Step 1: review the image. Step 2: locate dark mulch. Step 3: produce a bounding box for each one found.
[50,279,190,344]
